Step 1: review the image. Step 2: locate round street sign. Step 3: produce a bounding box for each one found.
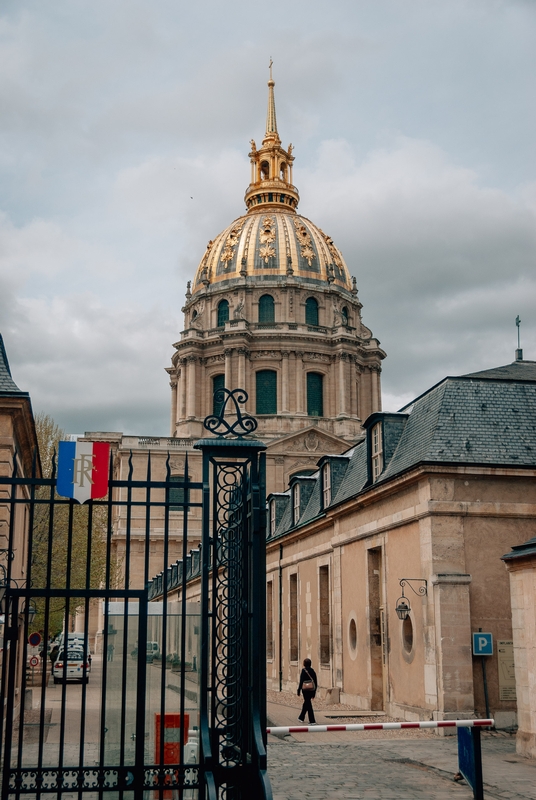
[28,632,41,647]
[29,656,39,667]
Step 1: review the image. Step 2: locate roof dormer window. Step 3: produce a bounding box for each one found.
[322,463,331,508]
[270,499,276,536]
[292,483,300,526]
[371,422,383,482]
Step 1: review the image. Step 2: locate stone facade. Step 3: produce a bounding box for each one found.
[264,359,536,728]
[502,537,536,756]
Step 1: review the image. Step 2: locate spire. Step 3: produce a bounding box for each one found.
[265,58,278,139]
[244,66,299,213]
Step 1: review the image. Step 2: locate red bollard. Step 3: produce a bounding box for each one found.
[154,713,189,798]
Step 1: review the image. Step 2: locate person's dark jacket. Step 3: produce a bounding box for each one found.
[297,666,317,698]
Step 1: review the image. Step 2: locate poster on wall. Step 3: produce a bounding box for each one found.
[497,640,516,701]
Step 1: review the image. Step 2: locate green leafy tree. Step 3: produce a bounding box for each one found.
[31,413,112,636]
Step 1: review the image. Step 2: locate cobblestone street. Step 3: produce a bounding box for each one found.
[267,736,536,800]
[267,694,536,800]
[268,739,473,799]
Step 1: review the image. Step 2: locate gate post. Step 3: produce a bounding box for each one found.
[195,388,272,799]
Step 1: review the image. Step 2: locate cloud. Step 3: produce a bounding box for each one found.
[298,137,536,400]
[6,292,176,435]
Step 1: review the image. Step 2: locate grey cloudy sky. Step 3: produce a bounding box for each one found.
[1,0,535,434]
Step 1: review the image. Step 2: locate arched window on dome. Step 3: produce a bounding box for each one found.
[307,372,324,417]
[305,297,319,326]
[217,299,229,327]
[258,294,275,323]
[256,370,277,415]
[260,161,270,181]
[212,374,225,416]
[341,306,349,326]
[280,162,287,181]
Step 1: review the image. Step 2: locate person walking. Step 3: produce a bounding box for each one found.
[297,658,317,724]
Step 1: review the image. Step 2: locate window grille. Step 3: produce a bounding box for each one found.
[256,370,277,414]
[307,372,324,417]
[217,299,229,327]
[258,294,275,323]
[305,297,319,326]
[169,475,187,510]
[212,374,225,415]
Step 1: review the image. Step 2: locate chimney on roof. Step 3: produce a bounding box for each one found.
[515,316,523,361]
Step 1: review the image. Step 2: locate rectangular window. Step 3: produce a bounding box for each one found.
[267,581,273,660]
[270,499,276,535]
[256,370,277,414]
[169,475,187,511]
[322,463,331,508]
[307,372,324,416]
[289,573,298,662]
[292,483,300,526]
[213,374,225,415]
[319,565,331,666]
[371,422,383,482]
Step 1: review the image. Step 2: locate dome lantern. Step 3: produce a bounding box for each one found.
[244,64,299,213]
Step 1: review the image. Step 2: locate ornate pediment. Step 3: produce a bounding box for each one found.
[265,427,348,457]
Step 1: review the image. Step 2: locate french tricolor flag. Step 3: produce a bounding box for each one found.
[56,441,110,503]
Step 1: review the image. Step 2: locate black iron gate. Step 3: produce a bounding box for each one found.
[0,389,272,799]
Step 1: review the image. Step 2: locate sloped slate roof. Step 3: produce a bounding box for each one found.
[332,441,368,505]
[299,473,322,525]
[269,361,536,540]
[0,334,25,395]
[461,360,536,382]
[383,376,536,479]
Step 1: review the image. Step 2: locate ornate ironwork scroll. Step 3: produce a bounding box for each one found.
[203,388,258,438]
[195,389,272,799]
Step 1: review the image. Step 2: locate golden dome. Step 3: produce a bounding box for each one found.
[192,68,353,294]
[193,210,352,292]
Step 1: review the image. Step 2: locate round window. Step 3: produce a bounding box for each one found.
[349,618,357,650]
[402,615,413,653]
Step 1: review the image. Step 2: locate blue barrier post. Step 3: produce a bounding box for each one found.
[457,726,484,799]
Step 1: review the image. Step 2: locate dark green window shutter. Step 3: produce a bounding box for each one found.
[305,297,319,326]
[217,300,229,327]
[307,372,323,417]
[258,294,275,323]
[169,475,186,511]
[256,370,277,414]
[213,374,225,415]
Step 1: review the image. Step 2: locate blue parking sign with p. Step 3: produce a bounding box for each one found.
[473,632,493,656]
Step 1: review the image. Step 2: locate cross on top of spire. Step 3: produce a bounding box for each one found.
[265,57,278,140]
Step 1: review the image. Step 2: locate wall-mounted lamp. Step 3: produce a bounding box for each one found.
[26,603,37,626]
[395,578,427,621]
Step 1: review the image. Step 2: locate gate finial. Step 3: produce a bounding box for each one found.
[203,387,258,438]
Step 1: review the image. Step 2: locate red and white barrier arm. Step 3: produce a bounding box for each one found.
[267,719,494,735]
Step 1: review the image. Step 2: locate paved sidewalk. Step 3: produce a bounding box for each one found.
[267,700,536,799]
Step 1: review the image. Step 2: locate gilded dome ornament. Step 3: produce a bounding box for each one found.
[293,219,316,267]
[189,69,353,294]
